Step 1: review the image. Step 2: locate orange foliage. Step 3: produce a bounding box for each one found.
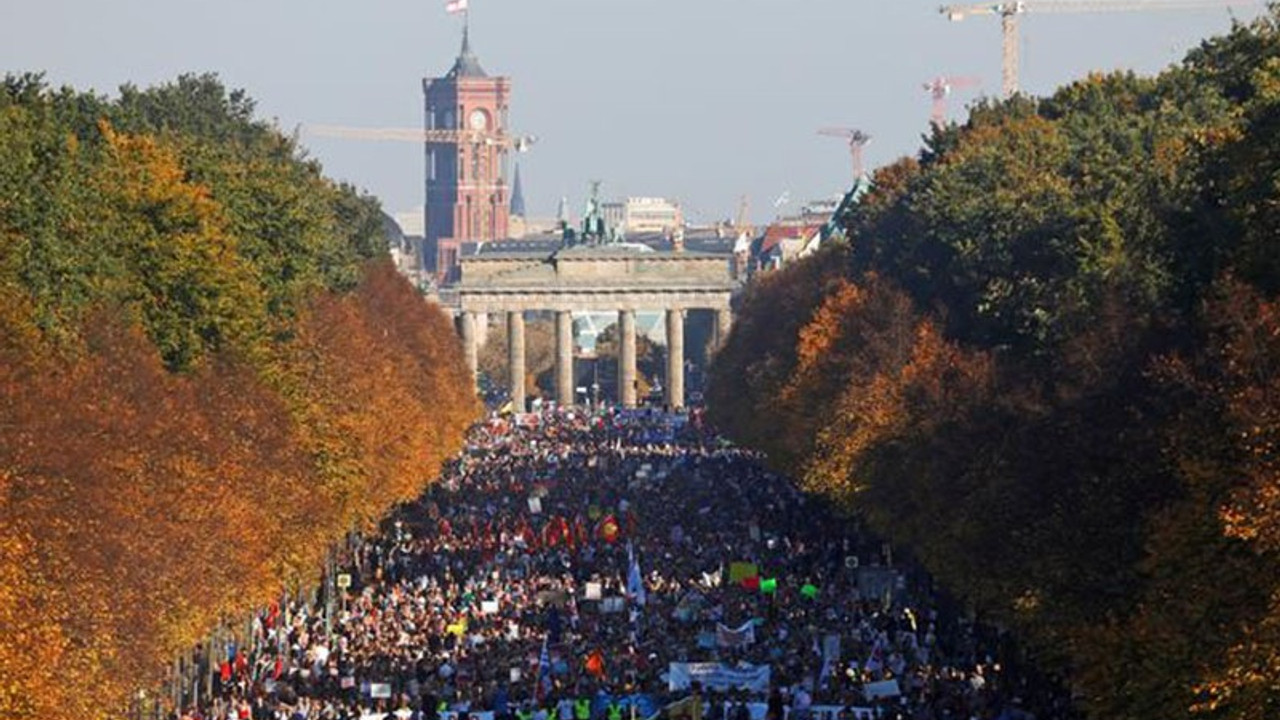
[0,262,477,719]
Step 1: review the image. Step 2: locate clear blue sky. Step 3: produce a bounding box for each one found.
[1,1,1265,225]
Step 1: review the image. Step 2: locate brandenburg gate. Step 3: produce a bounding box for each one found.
[454,246,734,410]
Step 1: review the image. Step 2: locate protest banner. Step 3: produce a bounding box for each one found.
[862,679,901,699]
[667,662,771,693]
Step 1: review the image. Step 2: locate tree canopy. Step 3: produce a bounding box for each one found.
[0,74,478,719]
[709,10,1280,720]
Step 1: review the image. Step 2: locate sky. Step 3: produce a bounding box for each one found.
[1,1,1268,226]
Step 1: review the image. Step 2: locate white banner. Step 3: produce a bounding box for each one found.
[668,663,770,693]
[862,679,900,699]
[732,705,874,720]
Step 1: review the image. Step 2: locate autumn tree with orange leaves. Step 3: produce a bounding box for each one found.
[0,74,478,720]
[710,10,1280,720]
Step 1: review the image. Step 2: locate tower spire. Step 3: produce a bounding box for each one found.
[510,163,527,218]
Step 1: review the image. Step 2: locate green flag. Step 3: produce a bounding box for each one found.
[761,577,778,594]
[800,583,818,600]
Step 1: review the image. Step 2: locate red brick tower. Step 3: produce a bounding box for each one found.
[423,26,511,282]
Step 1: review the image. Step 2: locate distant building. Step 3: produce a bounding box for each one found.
[622,197,682,234]
[383,213,428,289]
[753,197,839,271]
[423,27,512,283]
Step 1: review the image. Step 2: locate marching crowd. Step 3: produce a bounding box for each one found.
[188,406,1072,720]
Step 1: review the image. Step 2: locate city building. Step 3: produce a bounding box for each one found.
[753,197,838,271]
[599,197,684,236]
[620,197,683,234]
[423,27,513,282]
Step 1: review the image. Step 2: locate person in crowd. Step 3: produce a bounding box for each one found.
[187,406,1072,720]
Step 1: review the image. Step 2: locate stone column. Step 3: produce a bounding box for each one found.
[459,311,479,382]
[665,308,684,411]
[474,311,490,350]
[507,311,525,413]
[714,306,733,352]
[618,309,637,408]
[555,310,575,407]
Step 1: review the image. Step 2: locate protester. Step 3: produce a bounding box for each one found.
[189,406,1071,720]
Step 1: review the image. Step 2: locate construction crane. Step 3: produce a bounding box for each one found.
[924,75,982,127]
[940,0,1259,98]
[732,195,754,238]
[305,124,537,152]
[817,128,871,185]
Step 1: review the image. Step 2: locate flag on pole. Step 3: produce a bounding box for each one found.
[598,513,620,543]
[584,648,606,679]
[627,542,647,606]
[535,633,553,702]
[446,0,469,14]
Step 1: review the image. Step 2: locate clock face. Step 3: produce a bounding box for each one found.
[469,109,488,131]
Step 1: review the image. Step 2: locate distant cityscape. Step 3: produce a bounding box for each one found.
[381,27,860,292]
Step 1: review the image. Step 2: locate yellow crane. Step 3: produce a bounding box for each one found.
[940,0,1259,98]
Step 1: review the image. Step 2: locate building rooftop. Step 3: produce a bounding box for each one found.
[447,26,487,79]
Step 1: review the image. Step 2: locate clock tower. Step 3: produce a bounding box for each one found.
[423,26,512,281]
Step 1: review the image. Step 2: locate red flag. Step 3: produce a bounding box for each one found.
[598,514,620,544]
[584,649,606,679]
[741,576,761,591]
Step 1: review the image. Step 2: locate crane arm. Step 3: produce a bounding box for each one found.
[305,124,535,149]
[944,0,1254,19]
[1029,0,1255,12]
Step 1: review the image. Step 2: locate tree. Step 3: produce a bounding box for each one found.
[478,314,557,398]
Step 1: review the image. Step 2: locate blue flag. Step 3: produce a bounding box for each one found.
[627,542,647,606]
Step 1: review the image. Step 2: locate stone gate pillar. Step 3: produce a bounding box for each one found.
[555,310,574,407]
[507,311,525,413]
[618,309,637,408]
[665,308,684,411]
[459,311,479,382]
[714,306,733,352]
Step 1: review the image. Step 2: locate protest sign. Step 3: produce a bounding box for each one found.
[728,562,758,583]
[862,679,901,699]
[668,663,771,693]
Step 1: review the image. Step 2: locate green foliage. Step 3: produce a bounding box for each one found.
[711,9,1280,720]
[0,73,388,368]
[0,73,480,720]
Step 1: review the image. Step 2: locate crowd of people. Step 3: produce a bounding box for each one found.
[186,406,1072,720]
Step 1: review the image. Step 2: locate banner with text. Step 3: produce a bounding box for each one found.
[668,663,771,693]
